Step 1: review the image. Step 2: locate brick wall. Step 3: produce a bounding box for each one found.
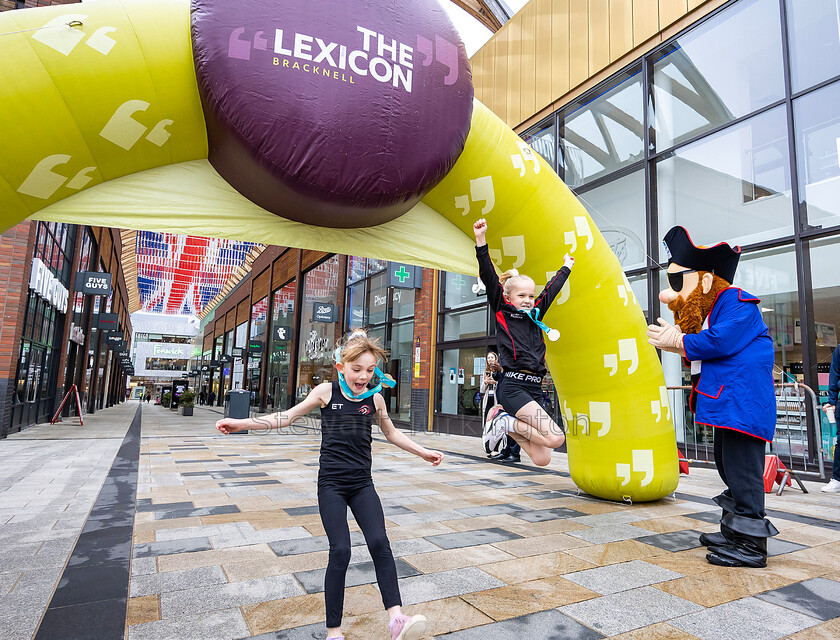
[0,0,80,11]
[410,268,435,430]
[0,222,35,436]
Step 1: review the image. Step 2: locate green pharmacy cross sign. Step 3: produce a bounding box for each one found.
[387,262,422,289]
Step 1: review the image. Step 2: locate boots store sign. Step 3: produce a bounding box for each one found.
[29,258,68,313]
[74,271,112,296]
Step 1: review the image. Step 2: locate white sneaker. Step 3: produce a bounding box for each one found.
[483,406,514,454]
[821,478,840,493]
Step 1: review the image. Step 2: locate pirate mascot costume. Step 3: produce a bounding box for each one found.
[647,227,778,568]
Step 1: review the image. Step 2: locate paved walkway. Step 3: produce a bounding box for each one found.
[1,402,839,639]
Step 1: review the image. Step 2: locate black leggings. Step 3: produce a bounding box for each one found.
[318,476,401,628]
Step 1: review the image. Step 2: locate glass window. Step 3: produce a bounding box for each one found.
[560,67,643,187]
[367,272,388,325]
[250,297,268,339]
[652,0,784,151]
[794,80,840,231]
[443,272,483,309]
[437,346,485,416]
[391,287,415,320]
[347,281,367,329]
[786,0,840,93]
[522,118,556,168]
[296,256,340,404]
[809,236,840,457]
[576,169,646,270]
[657,106,793,250]
[443,308,487,341]
[268,281,296,410]
[348,255,367,284]
[367,257,387,276]
[386,320,414,421]
[626,273,649,321]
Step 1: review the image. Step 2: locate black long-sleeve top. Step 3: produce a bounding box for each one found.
[477,244,571,376]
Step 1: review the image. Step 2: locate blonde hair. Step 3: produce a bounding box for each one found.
[499,269,535,299]
[338,329,389,365]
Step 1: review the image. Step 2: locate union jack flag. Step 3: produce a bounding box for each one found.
[136,232,259,315]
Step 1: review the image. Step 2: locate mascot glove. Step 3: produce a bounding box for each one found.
[563,254,575,269]
[647,318,686,355]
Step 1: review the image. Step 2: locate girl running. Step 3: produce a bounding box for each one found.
[216,331,443,640]
[474,217,573,466]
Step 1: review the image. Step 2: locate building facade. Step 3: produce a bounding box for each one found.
[0,222,133,436]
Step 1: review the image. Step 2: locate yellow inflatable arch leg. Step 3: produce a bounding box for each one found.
[0,0,678,501]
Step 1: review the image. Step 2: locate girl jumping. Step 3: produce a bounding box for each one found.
[474,218,573,466]
[216,331,443,640]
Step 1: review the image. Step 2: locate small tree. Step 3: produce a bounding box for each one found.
[162,391,171,408]
[179,390,196,407]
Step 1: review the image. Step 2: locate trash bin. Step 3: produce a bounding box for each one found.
[224,389,251,433]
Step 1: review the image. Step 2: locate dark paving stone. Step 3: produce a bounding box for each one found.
[444,480,483,487]
[756,577,840,620]
[685,510,721,524]
[478,479,540,488]
[636,530,704,552]
[437,608,605,639]
[49,560,129,607]
[133,537,213,558]
[136,498,152,506]
[815,520,840,531]
[284,505,321,517]
[170,459,203,464]
[136,501,195,513]
[36,597,126,640]
[511,507,586,522]
[180,470,268,478]
[767,538,808,557]
[67,526,134,568]
[523,490,580,500]
[270,532,367,557]
[251,458,293,463]
[156,505,241,520]
[217,479,282,487]
[383,506,414,516]
[456,503,533,517]
[424,528,523,550]
[294,557,420,593]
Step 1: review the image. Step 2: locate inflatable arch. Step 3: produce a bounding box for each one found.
[0,0,678,502]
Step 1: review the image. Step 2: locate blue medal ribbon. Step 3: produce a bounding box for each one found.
[525,308,559,341]
[333,348,396,400]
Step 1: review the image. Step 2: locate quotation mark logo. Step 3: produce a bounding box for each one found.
[31,15,117,56]
[651,386,671,423]
[616,450,654,487]
[603,338,639,376]
[18,155,96,200]
[489,236,525,270]
[417,34,458,85]
[228,27,268,60]
[564,216,594,252]
[454,176,494,217]
[99,100,173,151]
[511,141,540,177]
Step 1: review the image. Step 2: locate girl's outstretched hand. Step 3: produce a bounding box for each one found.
[421,449,445,466]
[563,253,575,269]
[216,418,243,435]
[473,218,487,244]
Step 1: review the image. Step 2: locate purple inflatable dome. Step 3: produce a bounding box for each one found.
[191,0,474,228]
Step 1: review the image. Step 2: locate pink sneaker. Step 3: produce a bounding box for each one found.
[389,613,427,640]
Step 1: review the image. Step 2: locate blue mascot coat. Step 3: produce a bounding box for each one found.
[682,288,776,442]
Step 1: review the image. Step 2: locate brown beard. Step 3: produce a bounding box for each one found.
[668,273,731,334]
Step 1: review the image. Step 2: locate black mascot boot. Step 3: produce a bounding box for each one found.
[706,532,768,568]
[699,510,731,547]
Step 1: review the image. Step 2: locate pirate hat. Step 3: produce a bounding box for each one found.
[662,226,741,283]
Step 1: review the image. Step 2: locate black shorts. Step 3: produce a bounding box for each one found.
[497,374,544,416]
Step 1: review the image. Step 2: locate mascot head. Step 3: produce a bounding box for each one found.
[659,227,741,334]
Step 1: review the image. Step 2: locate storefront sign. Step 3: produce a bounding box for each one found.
[220,354,232,364]
[97,313,119,331]
[200,363,211,372]
[29,258,68,313]
[106,332,124,344]
[313,302,338,322]
[273,325,293,341]
[232,347,244,357]
[387,262,422,289]
[248,340,264,353]
[74,271,112,296]
[305,330,331,360]
[69,322,85,345]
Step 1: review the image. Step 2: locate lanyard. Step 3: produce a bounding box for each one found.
[525,308,560,342]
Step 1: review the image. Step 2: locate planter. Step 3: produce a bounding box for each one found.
[179,405,194,416]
